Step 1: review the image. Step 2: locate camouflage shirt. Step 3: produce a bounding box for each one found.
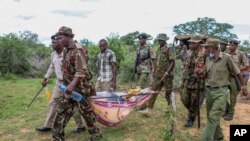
[62,43,94,96]
[155,44,175,76]
[183,47,206,89]
[136,43,156,73]
[176,45,189,62]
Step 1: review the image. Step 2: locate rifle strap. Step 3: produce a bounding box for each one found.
[137,45,151,65]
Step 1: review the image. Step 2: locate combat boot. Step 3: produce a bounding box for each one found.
[184,116,196,128]
[221,110,228,117]
[88,133,102,141]
[139,108,151,117]
[224,113,233,121]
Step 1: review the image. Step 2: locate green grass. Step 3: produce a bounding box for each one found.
[0,78,204,141]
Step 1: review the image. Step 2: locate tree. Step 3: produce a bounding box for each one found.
[120,31,153,47]
[19,30,43,48]
[0,32,51,77]
[241,40,250,48]
[120,31,140,46]
[106,33,125,68]
[173,17,237,40]
[79,38,93,47]
[238,40,250,53]
[0,33,31,75]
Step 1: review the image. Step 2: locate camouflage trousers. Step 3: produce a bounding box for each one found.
[147,75,174,109]
[180,87,204,117]
[136,73,150,88]
[225,77,240,115]
[52,95,100,141]
[200,86,229,141]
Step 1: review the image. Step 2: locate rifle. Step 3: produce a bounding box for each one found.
[131,47,151,87]
[131,53,140,84]
[26,86,44,110]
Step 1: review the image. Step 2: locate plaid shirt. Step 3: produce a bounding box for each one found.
[97,49,116,82]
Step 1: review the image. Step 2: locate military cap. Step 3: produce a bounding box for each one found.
[138,33,148,39]
[57,26,74,38]
[51,33,58,40]
[202,38,220,47]
[188,35,203,43]
[219,39,228,45]
[229,39,239,45]
[156,33,169,41]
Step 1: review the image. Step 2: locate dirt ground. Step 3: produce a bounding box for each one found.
[221,95,250,141]
[180,94,250,141]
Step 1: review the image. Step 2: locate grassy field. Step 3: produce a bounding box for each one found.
[1,78,249,141]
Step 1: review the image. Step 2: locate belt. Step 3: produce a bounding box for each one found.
[206,86,228,89]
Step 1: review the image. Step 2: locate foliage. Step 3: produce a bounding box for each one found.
[163,107,176,141]
[19,30,40,48]
[79,38,94,47]
[173,17,237,41]
[0,19,248,80]
[2,72,19,81]
[120,31,140,47]
[0,31,51,77]
[106,33,125,69]
[0,33,31,75]
[87,44,99,73]
[118,46,135,83]
[238,40,250,53]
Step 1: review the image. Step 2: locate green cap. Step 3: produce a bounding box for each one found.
[156,33,169,41]
[202,38,220,47]
[188,35,203,43]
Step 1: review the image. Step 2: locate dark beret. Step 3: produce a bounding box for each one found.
[138,33,148,39]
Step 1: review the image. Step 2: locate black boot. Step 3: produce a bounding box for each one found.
[35,127,52,132]
[184,116,195,128]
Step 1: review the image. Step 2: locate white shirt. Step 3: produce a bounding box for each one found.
[44,51,63,81]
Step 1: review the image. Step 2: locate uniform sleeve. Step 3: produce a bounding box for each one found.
[149,46,156,59]
[227,56,240,75]
[167,47,175,60]
[44,53,55,79]
[74,49,87,78]
[242,53,249,67]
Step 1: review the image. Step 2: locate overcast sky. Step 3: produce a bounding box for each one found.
[0,0,250,46]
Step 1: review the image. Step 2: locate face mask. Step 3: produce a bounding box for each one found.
[209,52,214,58]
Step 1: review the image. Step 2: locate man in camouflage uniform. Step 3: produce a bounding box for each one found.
[180,35,206,128]
[135,33,156,88]
[139,33,175,115]
[175,36,191,100]
[200,38,244,141]
[52,26,101,141]
[36,34,86,134]
[223,39,249,121]
[176,40,190,62]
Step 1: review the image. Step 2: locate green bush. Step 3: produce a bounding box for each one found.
[3,72,18,81]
